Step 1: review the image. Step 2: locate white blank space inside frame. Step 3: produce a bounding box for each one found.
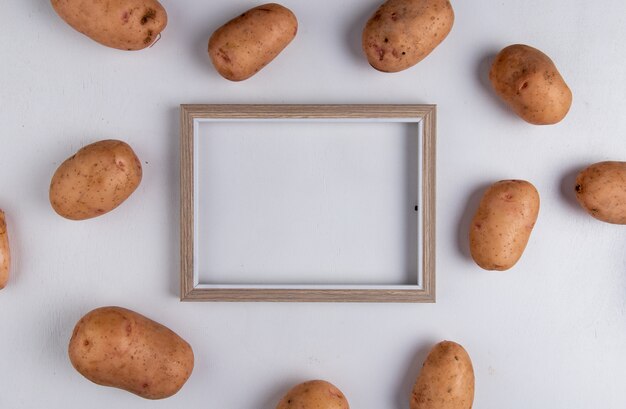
[195,120,422,286]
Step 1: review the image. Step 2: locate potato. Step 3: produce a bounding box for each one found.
[49,139,142,220]
[208,3,298,81]
[276,380,349,409]
[489,44,572,125]
[50,0,167,51]
[68,307,194,399]
[362,0,454,73]
[410,341,474,409]
[469,180,540,271]
[575,161,626,224]
[0,211,10,290]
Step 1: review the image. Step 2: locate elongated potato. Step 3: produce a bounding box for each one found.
[411,341,474,409]
[362,0,454,73]
[68,307,194,399]
[51,0,167,50]
[208,3,298,81]
[469,180,540,271]
[575,161,626,224]
[0,211,10,290]
[276,380,349,409]
[489,44,572,125]
[49,140,142,220]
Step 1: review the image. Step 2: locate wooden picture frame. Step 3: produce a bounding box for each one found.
[180,104,436,302]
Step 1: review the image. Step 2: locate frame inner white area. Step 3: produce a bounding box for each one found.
[194,118,424,288]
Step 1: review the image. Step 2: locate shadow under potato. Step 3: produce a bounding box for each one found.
[456,183,491,261]
[194,27,222,78]
[345,0,380,65]
[559,163,587,213]
[262,378,302,409]
[475,50,518,119]
[395,342,436,409]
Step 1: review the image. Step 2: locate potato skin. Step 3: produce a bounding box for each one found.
[276,380,349,409]
[362,0,454,73]
[0,211,10,290]
[50,0,167,50]
[50,140,142,220]
[68,307,194,399]
[411,341,474,409]
[469,180,540,271]
[575,161,626,224]
[208,3,298,81]
[489,44,572,125]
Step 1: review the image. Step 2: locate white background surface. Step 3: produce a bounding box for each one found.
[196,121,421,286]
[1,0,625,408]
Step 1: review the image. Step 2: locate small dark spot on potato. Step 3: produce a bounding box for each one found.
[218,48,232,64]
[141,8,156,25]
[384,37,389,43]
[575,184,582,193]
[454,355,459,361]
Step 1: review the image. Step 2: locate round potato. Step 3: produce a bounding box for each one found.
[68,307,194,399]
[0,210,10,290]
[575,161,626,224]
[51,0,167,51]
[411,341,474,409]
[208,3,298,81]
[49,139,142,220]
[276,380,349,409]
[469,180,540,271]
[489,44,572,125]
[362,0,454,73]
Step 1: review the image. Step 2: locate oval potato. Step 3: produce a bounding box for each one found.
[51,0,167,50]
[276,380,349,409]
[362,0,454,73]
[68,306,194,399]
[49,139,142,220]
[575,161,626,224]
[0,210,10,290]
[489,44,572,125]
[208,3,298,81]
[469,180,540,271]
[411,341,474,409]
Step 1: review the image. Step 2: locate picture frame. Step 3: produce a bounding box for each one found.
[180,104,436,302]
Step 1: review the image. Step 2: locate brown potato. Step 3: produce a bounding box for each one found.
[208,3,298,81]
[0,211,10,290]
[49,140,142,220]
[51,0,167,51]
[411,341,474,409]
[276,380,349,409]
[575,161,626,224]
[68,307,194,399]
[489,44,572,125]
[469,180,540,271]
[362,0,454,73]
